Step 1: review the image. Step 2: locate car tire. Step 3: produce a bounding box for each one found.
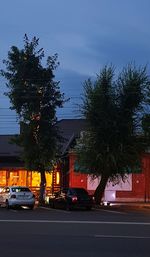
[29,205,34,210]
[52,201,55,208]
[6,200,10,209]
[86,206,92,210]
[66,204,71,211]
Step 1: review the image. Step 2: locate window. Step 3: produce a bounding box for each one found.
[0,171,6,186]
[71,188,88,196]
[12,187,30,193]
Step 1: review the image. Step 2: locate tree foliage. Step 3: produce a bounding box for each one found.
[76,65,150,204]
[1,34,65,203]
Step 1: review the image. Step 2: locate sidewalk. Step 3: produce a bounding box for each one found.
[98,201,150,210]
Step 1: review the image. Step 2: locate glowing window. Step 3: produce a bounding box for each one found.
[56,172,60,185]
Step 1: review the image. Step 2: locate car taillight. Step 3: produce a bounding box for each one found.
[71,196,78,202]
[11,194,16,199]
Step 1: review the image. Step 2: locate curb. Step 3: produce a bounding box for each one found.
[96,203,150,211]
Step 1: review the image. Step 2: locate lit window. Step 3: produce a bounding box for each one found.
[56,172,60,185]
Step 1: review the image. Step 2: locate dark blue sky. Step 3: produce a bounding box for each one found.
[0,0,150,134]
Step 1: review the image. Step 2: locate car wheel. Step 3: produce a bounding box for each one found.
[66,204,71,211]
[52,202,56,208]
[86,206,92,210]
[6,200,10,209]
[29,205,34,210]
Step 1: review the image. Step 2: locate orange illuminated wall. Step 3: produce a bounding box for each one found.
[0,169,53,188]
[31,172,40,187]
[27,171,52,187]
[0,170,6,186]
[46,172,53,187]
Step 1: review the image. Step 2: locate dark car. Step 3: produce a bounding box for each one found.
[49,187,93,210]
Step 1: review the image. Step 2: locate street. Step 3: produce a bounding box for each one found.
[0,206,150,257]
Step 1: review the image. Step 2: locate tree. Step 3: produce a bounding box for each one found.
[1,35,65,204]
[142,114,150,147]
[76,65,150,204]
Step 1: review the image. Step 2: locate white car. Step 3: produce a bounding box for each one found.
[0,186,35,209]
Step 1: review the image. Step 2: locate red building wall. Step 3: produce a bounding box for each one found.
[116,154,150,202]
[143,154,150,201]
[68,151,150,202]
[116,173,146,201]
[69,152,87,189]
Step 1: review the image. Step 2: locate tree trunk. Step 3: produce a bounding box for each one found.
[94,173,109,205]
[39,170,46,205]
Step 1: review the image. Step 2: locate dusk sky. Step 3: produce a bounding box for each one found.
[0,0,150,134]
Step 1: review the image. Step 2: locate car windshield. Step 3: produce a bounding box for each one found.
[71,188,89,196]
[12,187,30,193]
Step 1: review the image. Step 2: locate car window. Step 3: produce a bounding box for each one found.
[68,189,74,195]
[12,187,31,193]
[71,188,89,196]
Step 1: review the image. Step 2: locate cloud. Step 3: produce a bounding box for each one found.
[0,0,150,133]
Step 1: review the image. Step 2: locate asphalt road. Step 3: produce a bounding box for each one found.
[0,205,150,257]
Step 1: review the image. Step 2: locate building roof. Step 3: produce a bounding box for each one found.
[0,119,87,157]
[0,135,22,157]
[56,119,87,154]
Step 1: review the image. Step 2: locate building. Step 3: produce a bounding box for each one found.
[0,119,150,202]
[58,119,150,202]
[0,135,60,197]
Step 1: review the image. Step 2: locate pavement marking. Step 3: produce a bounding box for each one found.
[95,209,126,214]
[39,206,71,213]
[39,207,54,211]
[10,209,18,212]
[40,206,126,214]
[0,220,150,225]
[94,234,150,239]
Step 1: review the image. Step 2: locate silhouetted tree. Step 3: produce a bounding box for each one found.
[1,34,65,204]
[76,65,150,204]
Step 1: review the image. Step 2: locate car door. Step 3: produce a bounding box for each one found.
[0,187,9,204]
[0,189,4,204]
[56,190,66,209]
[53,191,61,208]
[59,189,68,209]
[3,187,10,203]
[54,189,67,209]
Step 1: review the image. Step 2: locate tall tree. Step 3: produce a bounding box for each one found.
[1,35,65,204]
[76,65,150,204]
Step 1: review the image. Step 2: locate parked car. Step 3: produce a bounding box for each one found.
[49,187,93,210]
[0,186,35,209]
